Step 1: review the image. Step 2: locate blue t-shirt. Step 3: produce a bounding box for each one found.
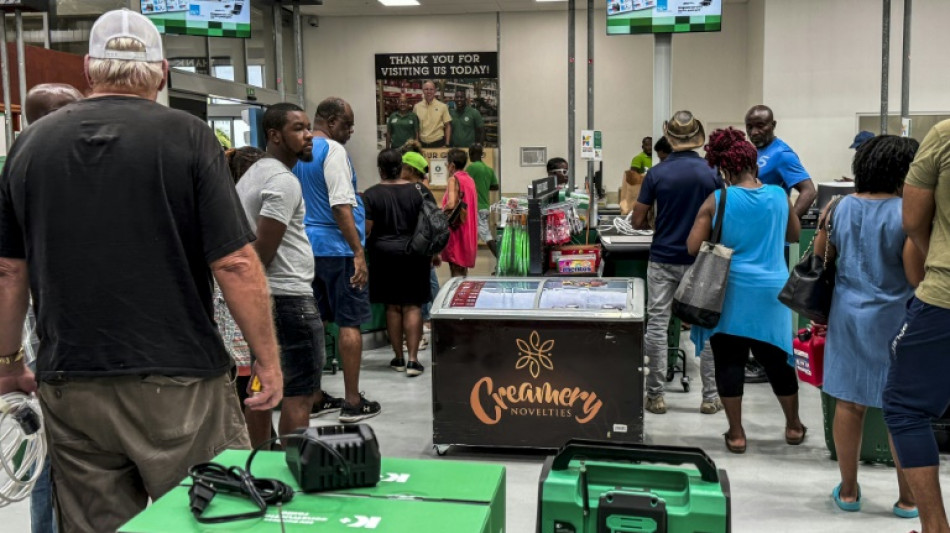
[756,137,810,193]
[293,138,366,257]
[637,150,723,265]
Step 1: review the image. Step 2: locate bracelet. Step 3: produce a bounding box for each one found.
[0,348,24,365]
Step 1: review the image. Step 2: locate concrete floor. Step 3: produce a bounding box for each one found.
[4,251,948,532]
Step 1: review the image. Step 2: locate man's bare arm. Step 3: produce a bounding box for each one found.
[212,244,282,410]
[332,204,368,289]
[791,179,817,218]
[631,201,652,230]
[0,258,34,394]
[903,183,936,259]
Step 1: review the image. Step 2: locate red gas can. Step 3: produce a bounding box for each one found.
[793,326,825,387]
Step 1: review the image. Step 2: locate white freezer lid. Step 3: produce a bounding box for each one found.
[430,277,645,321]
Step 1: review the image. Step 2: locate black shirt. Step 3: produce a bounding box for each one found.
[362,182,426,255]
[0,96,254,380]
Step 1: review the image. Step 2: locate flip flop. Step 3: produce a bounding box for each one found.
[724,432,746,454]
[831,483,861,512]
[893,503,919,519]
[786,425,807,445]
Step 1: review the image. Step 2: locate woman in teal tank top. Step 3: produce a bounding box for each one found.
[687,128,805,454]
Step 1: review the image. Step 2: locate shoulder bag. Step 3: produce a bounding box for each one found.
[444,177,468,229]
[406,183,451,256]
[777,196,844,324]
[672,187,733,328]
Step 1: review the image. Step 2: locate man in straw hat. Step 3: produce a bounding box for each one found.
[0,9,281,531]
[632,110,724,416]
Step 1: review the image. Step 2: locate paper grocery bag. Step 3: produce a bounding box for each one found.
[620,170,644,215]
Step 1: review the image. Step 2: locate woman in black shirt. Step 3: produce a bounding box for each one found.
[363,149,432,377]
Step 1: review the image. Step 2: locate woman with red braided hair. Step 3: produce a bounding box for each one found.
[686,127,805,454]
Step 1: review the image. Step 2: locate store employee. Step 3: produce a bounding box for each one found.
[449,89,484,148]
[414,80,452,148]
[630,136,654,173]
[386,94,419,150]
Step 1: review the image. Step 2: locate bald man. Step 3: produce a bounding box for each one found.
[24,83,83,124]
[413,81,451,148]
[744,105,817,218]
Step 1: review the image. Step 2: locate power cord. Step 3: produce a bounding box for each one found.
[602,212,655,236]
[187,432,355,525]
[188,435,294,524]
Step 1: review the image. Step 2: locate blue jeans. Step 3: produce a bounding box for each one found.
[30,461,56,533]
[422,267,440,322]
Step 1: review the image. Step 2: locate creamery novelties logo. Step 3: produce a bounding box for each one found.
[515,331,554,378]
[470,331,603,424]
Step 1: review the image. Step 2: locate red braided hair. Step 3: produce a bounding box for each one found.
[704,127,758,176]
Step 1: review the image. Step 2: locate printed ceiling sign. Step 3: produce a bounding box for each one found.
[375,52,498,80]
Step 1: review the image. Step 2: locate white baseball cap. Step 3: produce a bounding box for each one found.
[88,9,164,63]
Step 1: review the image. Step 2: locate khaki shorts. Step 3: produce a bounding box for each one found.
[39,373,250,533]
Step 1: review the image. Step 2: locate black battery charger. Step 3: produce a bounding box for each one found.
[284,423,381,492]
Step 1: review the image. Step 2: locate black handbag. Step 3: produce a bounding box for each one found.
[444,177,468,229]
[778,196,844,324]
[406,183,451,256]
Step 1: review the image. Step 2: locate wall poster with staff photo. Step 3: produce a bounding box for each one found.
[375,52,499,186]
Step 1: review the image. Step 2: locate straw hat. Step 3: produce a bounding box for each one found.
[664,110,706,151]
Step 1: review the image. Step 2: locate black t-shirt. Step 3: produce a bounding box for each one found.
[362,182,426,255]
[0,96,254,380]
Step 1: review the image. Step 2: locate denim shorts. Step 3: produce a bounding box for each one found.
[271,295,325,397]
[312,256,372,328]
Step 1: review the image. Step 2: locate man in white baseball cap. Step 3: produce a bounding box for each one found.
[0,9,282,531]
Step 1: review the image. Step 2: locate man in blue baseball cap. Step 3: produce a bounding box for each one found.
[850,130,875,150]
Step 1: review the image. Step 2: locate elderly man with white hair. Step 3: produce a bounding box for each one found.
[0,9,282,531]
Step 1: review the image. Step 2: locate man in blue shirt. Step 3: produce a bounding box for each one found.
[745,105,817,218]
[632,110,723,416]
[294,97,381,423]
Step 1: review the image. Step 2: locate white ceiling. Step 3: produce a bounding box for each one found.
[300,0,747,17]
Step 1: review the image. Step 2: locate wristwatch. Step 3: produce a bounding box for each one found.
[0,348,24,365]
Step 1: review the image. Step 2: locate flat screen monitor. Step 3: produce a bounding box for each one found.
[816,182,855,211]
[142,1,250,38]
[607,0,722,36]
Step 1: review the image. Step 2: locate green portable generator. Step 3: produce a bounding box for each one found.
[537,440,730,533]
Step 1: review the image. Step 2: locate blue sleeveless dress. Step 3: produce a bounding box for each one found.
[691,185,793,357]
[823,196,912,408]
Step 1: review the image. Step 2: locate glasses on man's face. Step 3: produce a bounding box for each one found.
[552,168,569,175]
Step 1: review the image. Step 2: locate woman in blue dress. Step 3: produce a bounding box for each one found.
[815,135,924,517]
[687,128,803,454]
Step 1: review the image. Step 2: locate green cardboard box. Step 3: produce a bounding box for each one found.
[332,457,506,533]
[119,486,490,532]
[120,450,505,533]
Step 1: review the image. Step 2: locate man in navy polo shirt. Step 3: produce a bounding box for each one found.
[632,110,723,415]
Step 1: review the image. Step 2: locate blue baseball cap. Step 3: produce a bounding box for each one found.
[850,130,875,150]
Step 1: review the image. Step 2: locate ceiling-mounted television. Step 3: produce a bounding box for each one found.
[607,0,722,35]
[141,1,250,38]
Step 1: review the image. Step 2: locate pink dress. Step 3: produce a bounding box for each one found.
[441,171,479,268]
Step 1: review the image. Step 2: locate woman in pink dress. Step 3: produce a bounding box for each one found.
[441,148,479,276]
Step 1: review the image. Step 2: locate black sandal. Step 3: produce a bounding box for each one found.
[724,432,746,454]
[786,425,807,445]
